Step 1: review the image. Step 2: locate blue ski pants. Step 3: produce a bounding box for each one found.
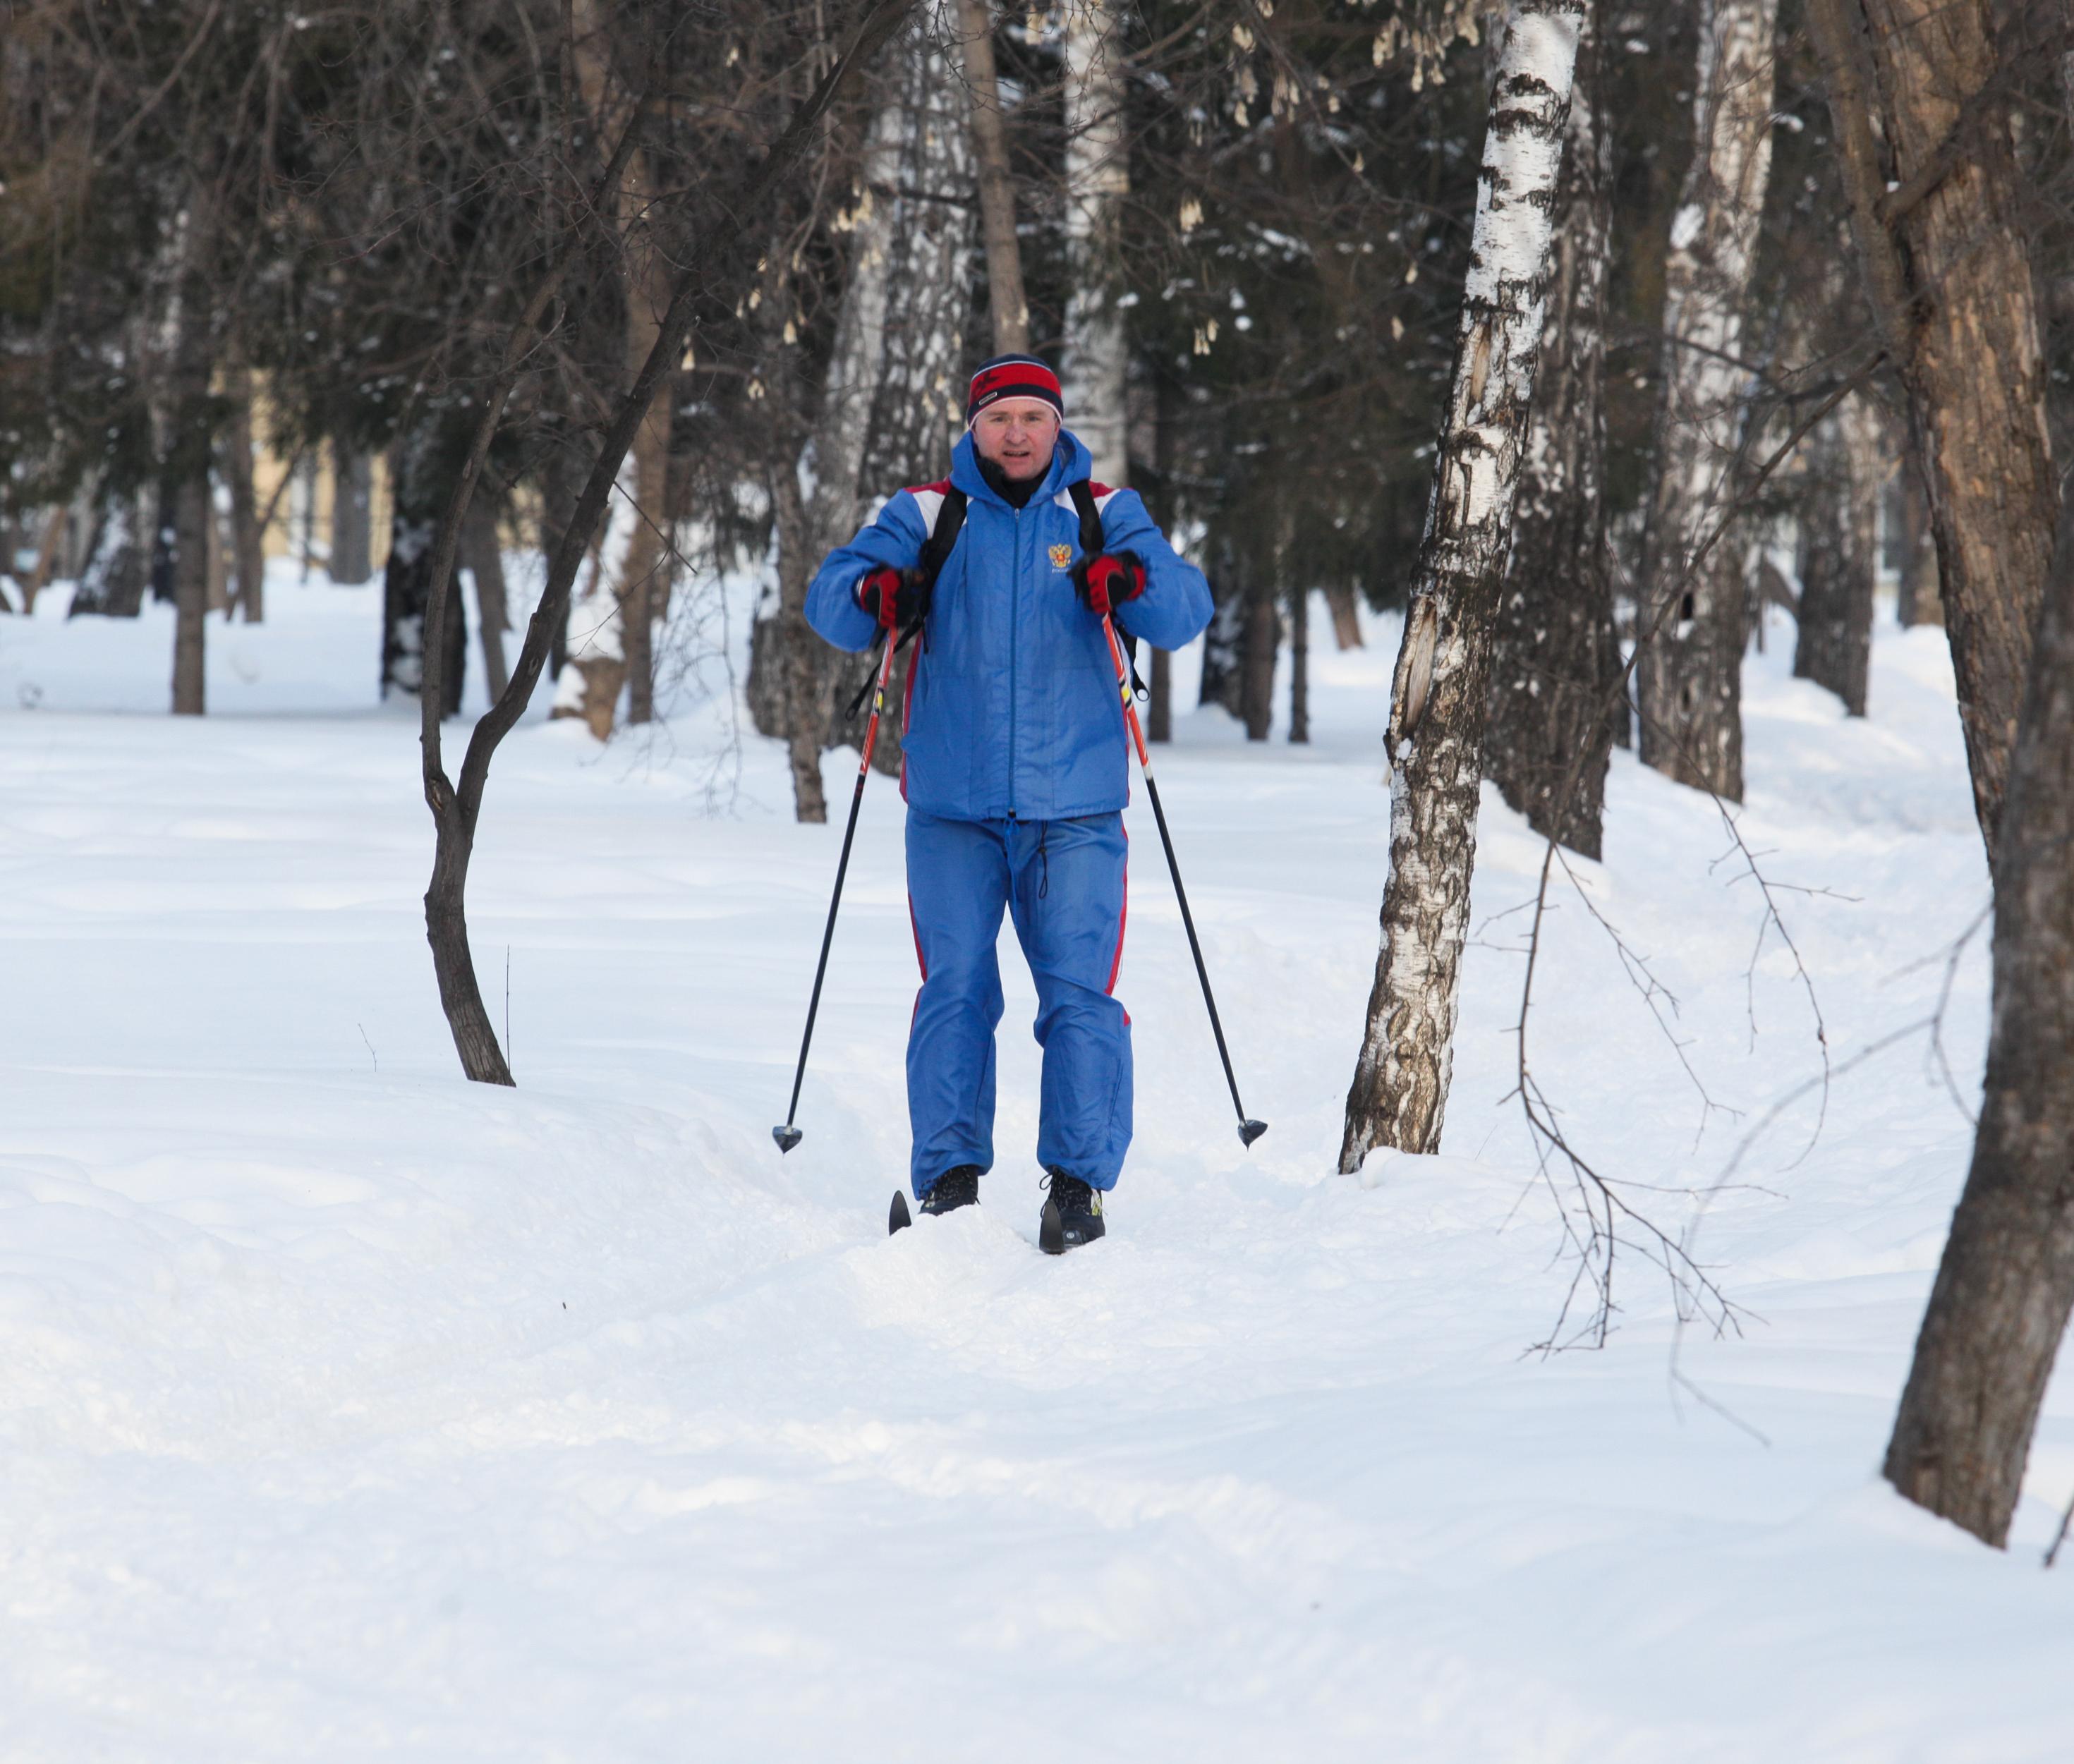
[904,808,1132,1198]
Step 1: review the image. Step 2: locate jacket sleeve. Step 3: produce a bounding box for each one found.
[1099,489,1214,652]
[805,490,930,654]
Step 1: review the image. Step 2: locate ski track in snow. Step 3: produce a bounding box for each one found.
[1,568,2067,1761]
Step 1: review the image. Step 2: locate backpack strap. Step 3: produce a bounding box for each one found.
[1067,478,1149,702]
[916,485,967,589]
[1067,478,1105,560]
[844,486,966,722]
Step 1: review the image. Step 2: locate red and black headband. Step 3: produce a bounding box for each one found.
[966,354,1064,425]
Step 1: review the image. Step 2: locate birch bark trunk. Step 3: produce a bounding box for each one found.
[1804,0,2053,862]
[1633,0,1781,803]
[1484,0,1615,858]
[858,16,977,779]
[1882,504,2074,1548]
[751,17,913,815]
[1061,0,1129,487]
[1340,0,1584,1170]
[749,10,976,805]
[957,0,1031,353]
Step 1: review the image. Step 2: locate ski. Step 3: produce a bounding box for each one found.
[889,1191,911,1236]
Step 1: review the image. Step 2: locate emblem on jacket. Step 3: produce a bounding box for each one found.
[1049,543,1072,570]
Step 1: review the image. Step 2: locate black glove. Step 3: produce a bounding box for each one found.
[1071,551,1146,618]
[856,566,930,631]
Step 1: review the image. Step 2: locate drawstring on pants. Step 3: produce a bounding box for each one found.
[1036,821,1050,901]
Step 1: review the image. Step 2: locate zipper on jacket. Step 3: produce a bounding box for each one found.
[1007,500,1025,818]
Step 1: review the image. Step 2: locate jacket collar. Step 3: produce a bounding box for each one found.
[950,427,1093,509]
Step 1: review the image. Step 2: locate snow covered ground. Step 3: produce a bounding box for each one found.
[2,566,2067,1761]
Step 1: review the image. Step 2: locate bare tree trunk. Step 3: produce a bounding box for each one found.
[382,427,467,712]
[1199,543,1245,716]
[771,459,831,823]
[205,480,230,614]
[463,494,511,703]
[1340,0,1584,1170]
[1793,391,1879,715]
[606,171,673,731]
[71,487,152,618]
[171,470,209,715]
[956,0,1029,353]
[412,0,925,1088]
[1240,578,1278,741]
[223,370,266,622]
[540,441,578,683]
[331,450,374,587]
[562,0,672,738]
[1148,644,1172,741]
[1895,455,1941,628]
[1633,0,1781,803]
[19,506,65,614]
[1061,0,1129,485]
[1486,0,1616,858]
[619,384,669,727]
[550,470,633,737]
[1882,504,2074,1548]
[1805,0,2053,861]
[162,218,217,713]
[1324,583,1364,650]
[1289,585,1310,745]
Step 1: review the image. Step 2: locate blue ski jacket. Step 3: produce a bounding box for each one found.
[806,428,1213,822]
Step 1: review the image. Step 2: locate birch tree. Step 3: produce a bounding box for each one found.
[1060,0,1130,487]
[857,16,978,781]
[750,6,974,819]
[1484,0,1615,858]
[1339,0,1584,1170]
[1633,0,1781,802]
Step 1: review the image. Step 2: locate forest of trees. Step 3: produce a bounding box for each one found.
[6,0,2074,1555]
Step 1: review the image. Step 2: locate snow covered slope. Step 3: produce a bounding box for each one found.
[1,573,2066,1761]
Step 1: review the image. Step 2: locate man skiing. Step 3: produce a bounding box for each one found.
[806,354,1213,1251]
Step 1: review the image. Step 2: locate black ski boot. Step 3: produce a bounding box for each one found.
[1038,1170,1105,1255]
[920,1165,981,1216]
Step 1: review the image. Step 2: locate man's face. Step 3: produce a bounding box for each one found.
[971,399,1061,481]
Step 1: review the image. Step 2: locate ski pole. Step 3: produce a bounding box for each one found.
[1100,613,1267,1148]
[772,626,903,1153]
